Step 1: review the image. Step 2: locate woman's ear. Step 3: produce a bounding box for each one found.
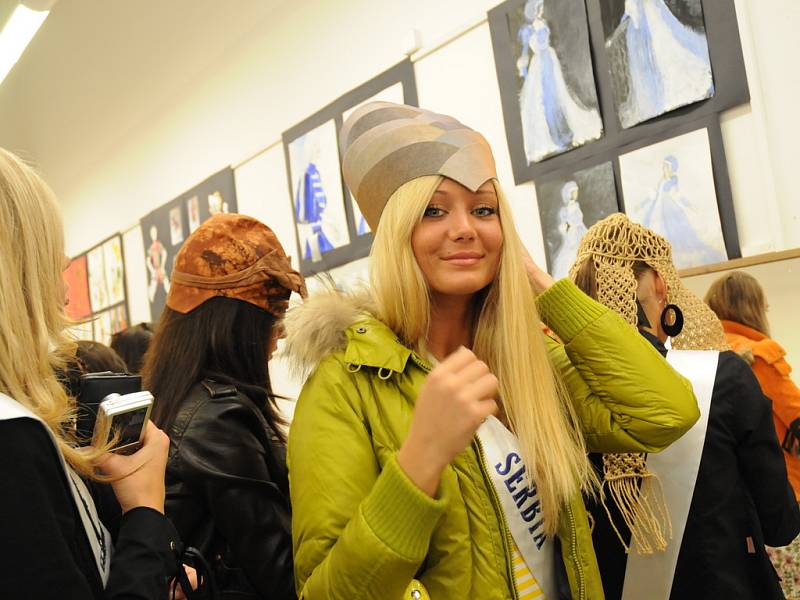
[653,271,669,305]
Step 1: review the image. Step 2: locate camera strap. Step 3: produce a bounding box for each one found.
[0,393,112,586]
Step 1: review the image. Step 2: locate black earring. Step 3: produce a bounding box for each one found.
[660,304,684,337]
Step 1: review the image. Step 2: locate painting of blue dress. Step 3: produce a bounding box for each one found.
[620,128,727,269]
[536,162,619,279]
[288,120,350,263]
[602,0,715,129]
[511,0,603,163]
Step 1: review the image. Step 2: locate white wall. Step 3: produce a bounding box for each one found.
[60,0,800,400]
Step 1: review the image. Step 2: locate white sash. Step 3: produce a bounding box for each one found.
[0,393,112,586]
[477,415,557,600]
[621,350,719,600]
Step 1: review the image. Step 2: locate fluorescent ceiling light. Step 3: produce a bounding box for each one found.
[0,4,50,86]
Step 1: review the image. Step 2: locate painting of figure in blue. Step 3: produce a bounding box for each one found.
[511,0,603,163]
[621,129,728,269]
[536,162,619,279]
[288,120,350,263]
[602,0,715,128]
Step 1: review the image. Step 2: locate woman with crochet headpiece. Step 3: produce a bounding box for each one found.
[570,213,800,600]
[143,213,306,599]
[0,148,180,598]
[284,102,699,600]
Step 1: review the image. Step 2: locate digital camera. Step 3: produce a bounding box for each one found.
[91,391,153,454]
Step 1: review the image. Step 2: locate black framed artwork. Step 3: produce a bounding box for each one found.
[139,167,238,322]
[488,0,749,183]
[282,59,418,277]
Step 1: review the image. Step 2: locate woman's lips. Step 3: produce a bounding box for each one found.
[442,252,483,266]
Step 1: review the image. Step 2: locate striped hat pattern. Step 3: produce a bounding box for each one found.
[339,101,497,230]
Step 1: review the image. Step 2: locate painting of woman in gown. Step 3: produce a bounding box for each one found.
[295,162,336,262]
[550,182,589,279]
[536,162,619,278]
[288,120,350,265]
[517,0,603,163]
[146,225,170,303]
[620,128,728,269]
[639,156,726,267]
[604,0,714,128]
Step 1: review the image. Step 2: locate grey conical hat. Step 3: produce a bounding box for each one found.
[339,101,497,230]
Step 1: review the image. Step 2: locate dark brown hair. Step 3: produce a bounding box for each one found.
[705,271,770,336]
[76,341,129,374]
[110,323,154,374]
[142,297,286,440]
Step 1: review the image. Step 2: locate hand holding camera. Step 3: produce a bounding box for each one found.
[95,420,170,514]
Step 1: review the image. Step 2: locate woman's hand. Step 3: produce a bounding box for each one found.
[95,421,170,514]
[522,246,555,294]
[398,347,498,497]
[170,565,198,600]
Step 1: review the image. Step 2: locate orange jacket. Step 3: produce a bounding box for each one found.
[722,320,800,500]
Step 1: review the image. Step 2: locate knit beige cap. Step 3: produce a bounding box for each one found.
[339,101,497,230]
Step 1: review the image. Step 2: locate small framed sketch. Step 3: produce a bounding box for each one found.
[536,162,619,278]
[283,59,418,276]
[620,126,730,269]
[140,167,238,321]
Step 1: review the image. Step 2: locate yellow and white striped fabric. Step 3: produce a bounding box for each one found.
[511,540,546,600]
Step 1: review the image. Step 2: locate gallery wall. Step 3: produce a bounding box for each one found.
[49,0,800,402]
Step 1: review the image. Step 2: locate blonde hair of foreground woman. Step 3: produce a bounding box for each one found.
[370,174,596,533]
[0,148,104,476]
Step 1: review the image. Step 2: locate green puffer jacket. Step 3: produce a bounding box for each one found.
[286,279,699,600]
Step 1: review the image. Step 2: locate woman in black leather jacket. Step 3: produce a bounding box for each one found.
[142,213,306,599]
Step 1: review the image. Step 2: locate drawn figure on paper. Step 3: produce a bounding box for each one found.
[295,162,335,262]
[639,156,726,268]
[208,191,229,215]
[146,225,170,303]
[551,181,589,279]
[608,0,713,128]
[517,0,602,163]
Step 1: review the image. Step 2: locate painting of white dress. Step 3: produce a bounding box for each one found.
[536,162,619,279]
[620,128,727,269]
[510,0,603,163]
[288,119,350,262]
[602,0,715,128]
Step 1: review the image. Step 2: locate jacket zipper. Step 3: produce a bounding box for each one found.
[474,437,520,600]
[565,501,586,600]
[410,353,519,599]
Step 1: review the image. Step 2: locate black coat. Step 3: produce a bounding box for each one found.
[589,332,800,599]
[0,418,179,599]
[165,379,295,599]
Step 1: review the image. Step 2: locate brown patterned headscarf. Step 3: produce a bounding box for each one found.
[339,101,498,230]
[167,214,306,316]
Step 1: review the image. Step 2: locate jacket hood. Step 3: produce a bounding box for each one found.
[281,288,415,377]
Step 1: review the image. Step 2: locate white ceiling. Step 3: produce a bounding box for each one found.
[0,0,287,206]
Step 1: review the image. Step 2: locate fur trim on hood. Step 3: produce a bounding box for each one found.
[281,288,376,378]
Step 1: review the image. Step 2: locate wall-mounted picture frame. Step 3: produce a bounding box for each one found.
[140,167,238,321]
[489,0,749,184]
[282,59,418,277]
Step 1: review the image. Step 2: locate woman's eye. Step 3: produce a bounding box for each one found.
[474,206,497,217]
[423,206,445,217]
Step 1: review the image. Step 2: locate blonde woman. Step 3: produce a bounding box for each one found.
[0,148,179,599]
[285,103,698,600]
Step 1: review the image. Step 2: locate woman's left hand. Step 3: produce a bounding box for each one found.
[522,247,555,294]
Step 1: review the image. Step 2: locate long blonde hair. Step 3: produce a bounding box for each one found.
[371,175,595,533]
[705,271,770,336]
[0,148,99,476]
